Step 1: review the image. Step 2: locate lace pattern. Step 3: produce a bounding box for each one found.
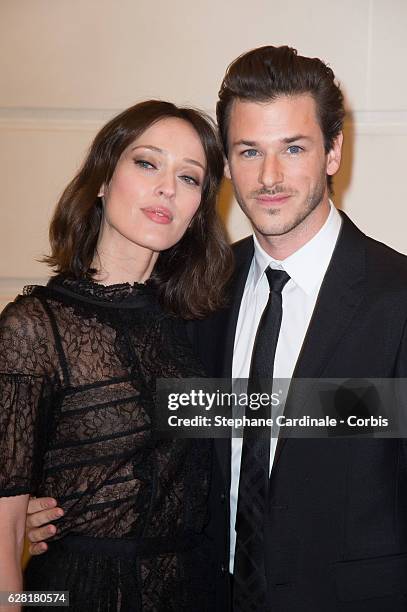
[1,276,214,610]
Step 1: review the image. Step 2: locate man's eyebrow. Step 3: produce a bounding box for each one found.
[282,135,311,143]
[232,140,258,147]
[130,145,205,170]
[232,136,311,148]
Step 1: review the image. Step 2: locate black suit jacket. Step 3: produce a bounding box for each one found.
[189,213,407,611]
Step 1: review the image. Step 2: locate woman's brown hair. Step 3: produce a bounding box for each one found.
[44,100,233,319]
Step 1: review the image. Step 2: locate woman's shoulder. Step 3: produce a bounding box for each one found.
[0,288,54,359]
[0,279,78,328]
[1,289,47,325]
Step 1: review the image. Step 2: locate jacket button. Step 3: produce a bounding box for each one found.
[221,563,227,575]
[220,492,226,503]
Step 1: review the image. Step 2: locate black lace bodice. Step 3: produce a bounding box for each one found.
[0,276,211,542]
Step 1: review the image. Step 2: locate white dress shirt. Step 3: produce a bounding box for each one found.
[230,202,342,571]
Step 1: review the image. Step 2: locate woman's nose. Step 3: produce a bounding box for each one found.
[156,171,176,198]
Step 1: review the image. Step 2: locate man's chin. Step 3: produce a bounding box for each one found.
[251,200,326,240]
[253,219,300,238]
[244,202,298,234]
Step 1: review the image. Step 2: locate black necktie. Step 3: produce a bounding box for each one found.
[233,268,290,612]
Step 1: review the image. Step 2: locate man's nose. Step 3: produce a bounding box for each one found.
[258,154,284,188]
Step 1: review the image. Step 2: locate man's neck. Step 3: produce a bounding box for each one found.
[255,199,331,261]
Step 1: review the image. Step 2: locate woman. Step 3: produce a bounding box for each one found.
[0,100,232,611]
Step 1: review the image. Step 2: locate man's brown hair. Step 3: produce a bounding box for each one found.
[217,45,345,189]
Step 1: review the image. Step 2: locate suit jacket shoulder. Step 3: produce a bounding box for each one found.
[364,233,407,289]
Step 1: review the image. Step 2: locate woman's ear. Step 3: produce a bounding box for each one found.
[224,158,231,180]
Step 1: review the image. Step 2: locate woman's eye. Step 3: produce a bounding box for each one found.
[135,159,155,169]
[180,175,200,186]
[287,145,303,154]
[242,149,259,158]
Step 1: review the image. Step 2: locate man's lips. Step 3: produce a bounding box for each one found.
[141,206,173,224]
[255,194,292,205]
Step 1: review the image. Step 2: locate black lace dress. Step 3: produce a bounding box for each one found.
[0,277,214,611]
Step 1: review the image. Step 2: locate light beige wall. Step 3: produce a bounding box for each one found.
[1,0,406,309]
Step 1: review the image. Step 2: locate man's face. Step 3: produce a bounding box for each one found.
[225,94,342,257]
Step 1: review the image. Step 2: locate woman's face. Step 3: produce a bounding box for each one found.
[99,117,206,256]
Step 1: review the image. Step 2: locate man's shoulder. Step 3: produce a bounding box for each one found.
[365,234,407,288]
[341,213,407,287]
[365,233,407,266]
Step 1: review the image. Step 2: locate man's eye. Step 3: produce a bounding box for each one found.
[287,145,303,154]
[242,149,259,158]
[180,175,200,186]
[135,159,155,169]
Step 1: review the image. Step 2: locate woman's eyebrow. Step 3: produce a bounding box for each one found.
[131,144,163,153]
[131,145,205,170]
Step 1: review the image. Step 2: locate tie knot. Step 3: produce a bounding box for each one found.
[265,268,290,294]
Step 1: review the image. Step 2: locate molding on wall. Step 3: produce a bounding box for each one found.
[0,107,114,132]
[0,117,104,133]
[350,111,407,134]
[0,108,407,134]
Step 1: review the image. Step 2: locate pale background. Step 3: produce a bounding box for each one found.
[1,0,406,310]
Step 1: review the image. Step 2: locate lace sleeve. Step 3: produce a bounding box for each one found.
[0,296,56,496]
[140,315,207,385]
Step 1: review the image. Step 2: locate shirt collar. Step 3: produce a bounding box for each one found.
[252,201,342,296]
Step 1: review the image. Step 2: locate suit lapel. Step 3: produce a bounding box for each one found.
[273,213,367,467]
[214,237,254,485]
[220,237,254,378]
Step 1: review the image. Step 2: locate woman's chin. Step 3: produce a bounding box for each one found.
[136,231,187,253]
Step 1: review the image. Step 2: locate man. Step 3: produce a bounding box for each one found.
[27,46,407,611]
[190,45,407,612]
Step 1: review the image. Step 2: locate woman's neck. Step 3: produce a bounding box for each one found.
[92,239,159,285]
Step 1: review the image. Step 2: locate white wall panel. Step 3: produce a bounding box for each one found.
[0,118,102,277]
[0,0,406,311]
[0,0,371,112]
[368,0,407,110]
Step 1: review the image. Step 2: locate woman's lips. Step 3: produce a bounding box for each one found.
[141,206,173,224]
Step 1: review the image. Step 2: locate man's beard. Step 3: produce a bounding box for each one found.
[235,171,327,238]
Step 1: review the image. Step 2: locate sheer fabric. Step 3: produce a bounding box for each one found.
[0,277,213,611]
